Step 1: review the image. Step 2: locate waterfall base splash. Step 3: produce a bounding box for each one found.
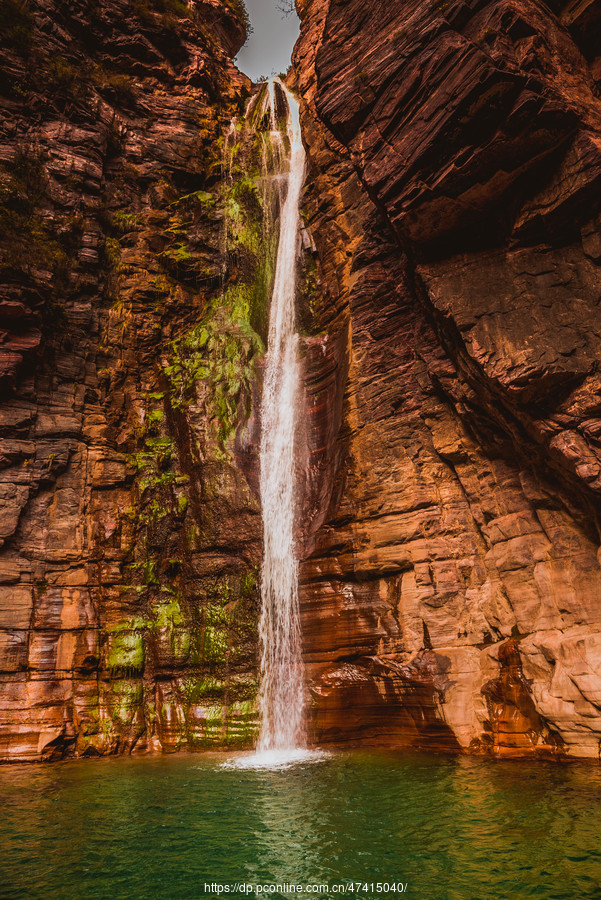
[222,748,330,771]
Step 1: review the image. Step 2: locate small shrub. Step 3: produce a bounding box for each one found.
[104,72,136,107]
[47,55,88,107]
[113,210,141,233]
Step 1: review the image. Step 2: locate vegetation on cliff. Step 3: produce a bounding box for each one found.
[0,0,261,761]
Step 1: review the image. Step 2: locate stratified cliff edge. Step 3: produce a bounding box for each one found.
[294,0,601,758]
[0,0,267,761]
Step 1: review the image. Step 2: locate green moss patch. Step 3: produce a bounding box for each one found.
[163,295,263,449]
[106,630,145,674]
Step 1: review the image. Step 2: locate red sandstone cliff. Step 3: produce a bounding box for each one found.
[294,0,601,758]
[3,0,601,764]
[0,0,263,761]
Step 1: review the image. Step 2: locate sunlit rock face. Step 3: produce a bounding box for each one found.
[4,0,601,766]
[0,0,263,761]
[294,0,601,758]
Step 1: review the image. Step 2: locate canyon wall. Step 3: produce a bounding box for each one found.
[3,0,601,764]
[0,0,267,761]
[294,0,601,758]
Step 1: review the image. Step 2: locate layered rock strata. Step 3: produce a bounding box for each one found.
[0,0,266,761]
[4,0,601,765]
[294,0,601,758]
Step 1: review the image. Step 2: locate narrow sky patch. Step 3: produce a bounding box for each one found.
[235,0,300,81]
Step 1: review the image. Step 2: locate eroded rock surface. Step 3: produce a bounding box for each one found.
[0,0,264,761]
[294,0,601,758]
[4,0,601,765]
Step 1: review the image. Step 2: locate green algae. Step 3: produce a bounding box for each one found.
[108,681,144,726]
[168,189,215,210]
[153,597,184,629]
[164,295,263,448]
[103,104,271,753]
[226,699,259,745]
[202,625,228,664]
[182,676,226,703]
[160,113,292,456]
[113,210,141,232]
[106,630,145,672]
[170,629,192,661]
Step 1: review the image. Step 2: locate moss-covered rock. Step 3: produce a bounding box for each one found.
[106,630,145,675]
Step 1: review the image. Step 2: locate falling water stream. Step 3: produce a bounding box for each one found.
[257,81,305,757]
[229,80,321,769]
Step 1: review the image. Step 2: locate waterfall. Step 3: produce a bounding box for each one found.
[224,80,326,770]
[257,80,306,755]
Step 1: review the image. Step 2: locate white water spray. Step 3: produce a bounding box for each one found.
[257,81,306,756]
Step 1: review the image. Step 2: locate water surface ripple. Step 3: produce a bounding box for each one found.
[1,751,600,899]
